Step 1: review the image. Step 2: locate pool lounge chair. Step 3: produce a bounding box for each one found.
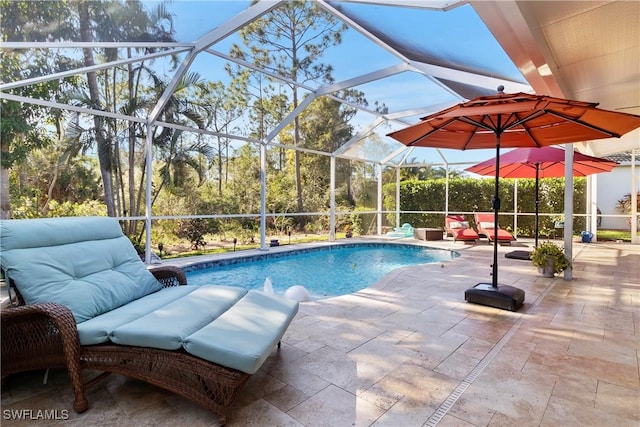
[474,212,515,244]
[445,215,479,242]
[0,217,299,424]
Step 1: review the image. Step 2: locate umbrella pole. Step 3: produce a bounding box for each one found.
[535,163,540,248]
[491,140,501,288]
[464,132,524,311]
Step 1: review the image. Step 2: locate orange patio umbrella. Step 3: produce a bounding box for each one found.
[387,87,640,311]
[466,146,619,248]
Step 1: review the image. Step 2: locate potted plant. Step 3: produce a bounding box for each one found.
[531,241,571,277]
[344,225,353,238]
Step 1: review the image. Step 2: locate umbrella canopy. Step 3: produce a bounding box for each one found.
[387,87,640,291]
[388,91,640,150]
[465,146,618,247]
[466,146,618,179]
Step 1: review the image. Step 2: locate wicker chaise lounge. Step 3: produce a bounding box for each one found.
[0,216,299,424]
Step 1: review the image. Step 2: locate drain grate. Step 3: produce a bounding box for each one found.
[424,279,557,426]
[424,380,472,427]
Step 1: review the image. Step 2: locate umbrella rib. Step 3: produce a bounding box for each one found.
[458,116,497,133]
[456,117,495,150]
[406,117,459,147]
[547,110,623,137]
[502,110,547,147]
[505,110,546,130]
[461,111,536,135]
[518,125,543,147]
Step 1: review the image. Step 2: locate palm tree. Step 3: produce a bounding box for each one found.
[75,0,178,219]
[398,158,464,181]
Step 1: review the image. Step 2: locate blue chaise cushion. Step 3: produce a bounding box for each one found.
[110,285,248,349]
[76,285,197,345]
[183,290,299,374]
[0,217,162,323]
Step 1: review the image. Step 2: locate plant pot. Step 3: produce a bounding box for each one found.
[537,257,555,277]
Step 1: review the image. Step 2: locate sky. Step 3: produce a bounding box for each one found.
[143,0,527,168]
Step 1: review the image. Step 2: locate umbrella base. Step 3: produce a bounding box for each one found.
[505,250,532,260]
[465,283,525,312]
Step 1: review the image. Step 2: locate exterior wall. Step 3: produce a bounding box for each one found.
[597,164,640,230]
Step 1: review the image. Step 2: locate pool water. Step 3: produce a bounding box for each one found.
[185,243,458,299]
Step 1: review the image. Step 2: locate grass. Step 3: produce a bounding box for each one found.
[596,229,637,242]
[159,229,637,260]
[537,228,636,242]
[161,233,340,260]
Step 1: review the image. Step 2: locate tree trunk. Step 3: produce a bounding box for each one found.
[78,1,115,217]
[346,160,353,203]
[0,157,10,219]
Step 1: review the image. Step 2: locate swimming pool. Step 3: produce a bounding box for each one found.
[184,243,458,300]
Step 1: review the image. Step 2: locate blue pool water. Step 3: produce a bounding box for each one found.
[185,243,458,300]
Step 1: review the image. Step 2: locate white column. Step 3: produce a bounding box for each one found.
[632,149,638,244]
[259,143,267,250]
[377,163,383,234]
[445,166,450,215]
[330,156,336,241]
[588,174,598,242]
[144,123,153,264]
[513,179,518,238]
[395,166,401,228]
[563,145,574,280]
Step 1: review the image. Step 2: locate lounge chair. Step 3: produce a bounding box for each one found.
[474,212,516,244]
[0,217,298,423]
[445,215,479,242]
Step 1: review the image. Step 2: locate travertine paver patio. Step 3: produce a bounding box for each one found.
[2,237,639,426]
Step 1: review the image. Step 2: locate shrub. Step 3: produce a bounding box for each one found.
[176,218,209,250]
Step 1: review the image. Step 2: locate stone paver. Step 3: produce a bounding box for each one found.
[2,238,638,427]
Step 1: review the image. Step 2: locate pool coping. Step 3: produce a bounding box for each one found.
[159,237,461,273]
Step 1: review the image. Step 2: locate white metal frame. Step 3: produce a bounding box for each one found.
[1,0,637,262]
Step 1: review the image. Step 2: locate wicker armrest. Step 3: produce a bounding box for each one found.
[1,302,88,412]
[149,265,188,287]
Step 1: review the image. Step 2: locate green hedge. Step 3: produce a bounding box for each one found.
[383,177,586,237]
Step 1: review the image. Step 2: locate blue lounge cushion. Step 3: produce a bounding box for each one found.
[0,217,162,323]
[110,285,247,350]
[183,290,299,374]
[77,285,197,345]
